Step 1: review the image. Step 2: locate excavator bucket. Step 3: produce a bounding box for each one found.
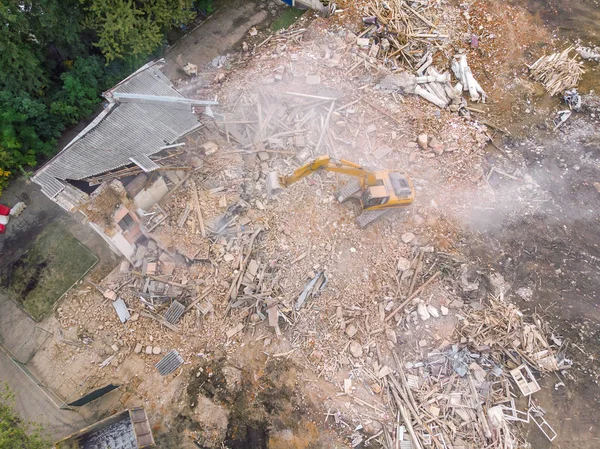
[266,172,284,197]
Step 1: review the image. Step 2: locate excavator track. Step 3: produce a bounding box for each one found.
[336,180,362,203]
[355,209,389,228]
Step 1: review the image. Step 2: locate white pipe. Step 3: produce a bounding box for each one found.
[415,74,450,84]
[414,85,448,108]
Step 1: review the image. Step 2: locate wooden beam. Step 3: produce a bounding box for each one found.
[190,180,206,237]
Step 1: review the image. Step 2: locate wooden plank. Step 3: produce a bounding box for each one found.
[284,91,341,101]
[184,286,214,313]
[177,203,191,228]
[315,100,336,155]
[385,271,441,322]
[190,180,206,237]
[140,311,180,333]
[159,173,191,205]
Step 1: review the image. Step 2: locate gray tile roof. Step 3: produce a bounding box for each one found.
[33,61,200,200]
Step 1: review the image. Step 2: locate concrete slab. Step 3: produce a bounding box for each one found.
[163,3,269,90]
[0,347,87,441]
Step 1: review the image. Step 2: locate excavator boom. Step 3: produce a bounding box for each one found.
[266,155,415,228]
[275,155,377,188]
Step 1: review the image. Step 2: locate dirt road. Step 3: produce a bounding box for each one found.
[163,0,273,82]
[0,344,88,440]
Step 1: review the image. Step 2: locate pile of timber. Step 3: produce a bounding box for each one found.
[528,47,585,96]
[212,89,349,161]
[455,296,571,373]
[374,295,568,448]
[363,0,448,69]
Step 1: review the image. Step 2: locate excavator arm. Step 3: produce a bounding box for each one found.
[276,155,378,188]
[266,155,415,228]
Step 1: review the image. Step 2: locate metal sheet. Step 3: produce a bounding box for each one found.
[163,301,185,324]
[68,384,120,407]
[155,350,184,376]
[130,155,160,173]
[129,407,156,448]
[295,271,328,310]
[112,298,131,323]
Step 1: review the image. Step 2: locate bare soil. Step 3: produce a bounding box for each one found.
[463,111,600,447]
[163,0,288,86]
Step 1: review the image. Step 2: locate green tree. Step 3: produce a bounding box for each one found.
[195,0,214,14]
[0,91,58,170]
[82,0,194,62]
[0,1,47,96]
[0,0,90,183]
[51,57,104,125]
[0,0,201,195]
[0,0,84,96]
[0,384,49,449]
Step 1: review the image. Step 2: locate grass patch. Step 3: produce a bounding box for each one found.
[1,224,97,321]
[270,7,304,32]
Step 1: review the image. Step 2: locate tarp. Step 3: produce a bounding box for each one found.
[68,384,120,407]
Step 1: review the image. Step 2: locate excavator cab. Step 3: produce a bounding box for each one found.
[361,186,389,208]
[388,172,413,200]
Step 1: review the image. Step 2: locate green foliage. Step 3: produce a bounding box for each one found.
[0,0,200,194]
[82,0,195,62]
[51,57,104,125]
[0,170,10,197]
[271,7,304,32]
[0,1,48,96]
[0,91,58,170]
[195,0,214,14]
[0,383,49,449]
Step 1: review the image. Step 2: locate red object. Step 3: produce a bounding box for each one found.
[0,204,9,216]
[0,224,5,234]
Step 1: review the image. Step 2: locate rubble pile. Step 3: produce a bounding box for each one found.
[46,2,583,448]
[359,0,450,70]
[528,46,585,96]
[456,296,572,373]
[212,88,343,162]
[346,295,568,448]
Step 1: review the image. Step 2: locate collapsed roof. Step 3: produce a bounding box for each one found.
[32,60,203,208]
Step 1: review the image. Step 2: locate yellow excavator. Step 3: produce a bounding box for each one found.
[266,155,415,228]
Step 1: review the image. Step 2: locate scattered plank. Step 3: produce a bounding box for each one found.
[190,180,206,238]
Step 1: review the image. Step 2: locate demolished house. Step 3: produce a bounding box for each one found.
[54,407,155,448]
[32,60,215,260]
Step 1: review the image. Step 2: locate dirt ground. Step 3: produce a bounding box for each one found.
[9,0,600,448]
[163,0,286,92]
[0,178,119,313]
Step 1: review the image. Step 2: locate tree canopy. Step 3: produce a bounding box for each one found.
[0,384,49,449]
[0,0,202,195]
[83,0,194,62]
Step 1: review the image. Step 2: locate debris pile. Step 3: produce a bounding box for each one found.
[361,0,449,69]
[528,47,585,96]
[456,296,572,373]
[44,4,583,448]
[576,45,600,61]
[211,88,344,162]
[369,295,568,448]
[379,53,485,112]
[451,54,486,103]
